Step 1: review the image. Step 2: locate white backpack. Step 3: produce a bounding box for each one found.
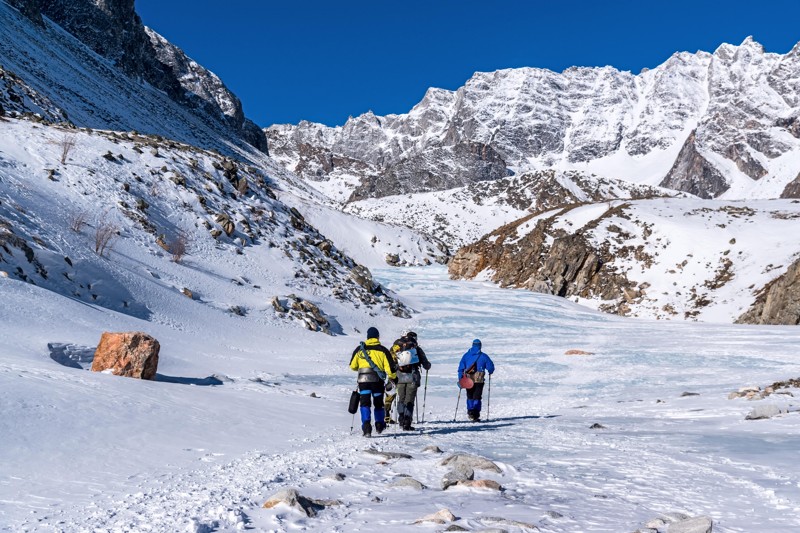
[397,348,419,367]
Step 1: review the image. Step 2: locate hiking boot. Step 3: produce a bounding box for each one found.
[362,422,372,437]
[375,421,386,434]
[402,424,415,431]
[385,417,397,425]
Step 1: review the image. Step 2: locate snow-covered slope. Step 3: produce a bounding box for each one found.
[450,197,800,323]
[267,38,800,202]
[0,118,414,335]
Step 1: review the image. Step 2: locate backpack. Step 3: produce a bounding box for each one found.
[397,348,419,367]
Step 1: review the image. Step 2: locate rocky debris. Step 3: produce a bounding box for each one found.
[413,508,457,525]
[384,253,400,266]
[589,423,606,429]
[180,288,193,299]
[389,477,426,490]
[272,295,332,334]
[363,448,412,461]
[327,473,346,481]
[441,465,474,490]
[441,453,502,473]
[565,349,593,355]
[745,404,783,420]
[214,212,235,236]
[680,392,700,397]
[90,331,160,380]
[456,479,503,491]
[660,132,729,198]
[736,257,800,325]
[262,488,340,517]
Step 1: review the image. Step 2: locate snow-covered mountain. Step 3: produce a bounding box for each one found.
[1,0,267,153]
[449,197,800,324]
[267,38,800,202]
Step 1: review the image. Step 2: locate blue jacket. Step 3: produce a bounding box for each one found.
[458,339,495,380]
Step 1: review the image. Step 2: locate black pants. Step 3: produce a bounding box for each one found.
[466,382,485,415]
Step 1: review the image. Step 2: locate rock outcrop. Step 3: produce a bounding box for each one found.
[736,257,800,325]
[90,331,160,380]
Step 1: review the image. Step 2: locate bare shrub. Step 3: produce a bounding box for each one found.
[94,213,119,257]
[53,134,77,165]
[167,232,190,263]
[68,210,89,233]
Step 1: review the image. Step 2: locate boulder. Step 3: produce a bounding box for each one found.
[422,445,443,454]
[745,404,782,420]
[363,448,412,460]
[389,477,426,490]
[565,349,593,355]
[91,332,160,380]
[456,479,503,491]
[441,453,502,473]
[442,465,474,490]
[668,516,713,533]
[413,508,457,524]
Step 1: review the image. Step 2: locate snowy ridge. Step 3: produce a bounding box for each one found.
[345,170,679,248]
[267,38,800,202]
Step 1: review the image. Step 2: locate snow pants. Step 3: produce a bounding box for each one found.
[358,381,385,425]
[466,382,485,419]
[396,381,418,424]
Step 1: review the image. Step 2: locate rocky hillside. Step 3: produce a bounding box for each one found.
[2,0,267,152]
[449,198,800,324]
[267,38,800,203]
[0,117,411,334]
[344,170,679,248]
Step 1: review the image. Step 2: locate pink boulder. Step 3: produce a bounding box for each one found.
[91,332,160,380]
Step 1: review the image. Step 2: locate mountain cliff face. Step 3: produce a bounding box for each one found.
[267,38,800,203]
[448,198,800,323]
[4,0,267,152]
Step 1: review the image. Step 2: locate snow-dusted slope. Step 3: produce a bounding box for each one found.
[450,197,800,323]
[0,118,415,335]
[267,38,800,202]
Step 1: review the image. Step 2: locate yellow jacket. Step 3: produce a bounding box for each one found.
[350,338,396,379]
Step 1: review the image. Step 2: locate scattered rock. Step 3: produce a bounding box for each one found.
[565,349,593,355]
[90,331,160,380]
[443,526,469,532]
[423,445,443,454]
[413,508,457,524]
[589,423,606,429]
[363,448,412,460]
[668,516,713,533]
[310,392,319,398]
[544,511,564,519]
[441,453,502,473]
[680,392,700,397]
[262,488,340,517]
[389,477,426,490]
[442,465,474,490]
[328,473,346,481]
[745,404,782,420]
[181,288,193,299]
[483,516,539,530]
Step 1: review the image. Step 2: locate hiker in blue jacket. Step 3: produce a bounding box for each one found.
[457,339,495,421]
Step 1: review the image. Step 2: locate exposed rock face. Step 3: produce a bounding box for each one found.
[91,331,160,380]
[780,173,800,198]
[737,258,800,325]
[5,0,266,151]
[660,131,730,198]
[268,37,800,202]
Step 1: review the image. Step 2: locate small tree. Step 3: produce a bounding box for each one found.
[94,212,119,257]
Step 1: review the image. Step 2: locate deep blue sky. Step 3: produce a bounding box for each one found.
[137,0,800,128]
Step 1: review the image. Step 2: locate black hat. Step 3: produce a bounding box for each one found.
[367,327,380,339]
[406,331,417,339]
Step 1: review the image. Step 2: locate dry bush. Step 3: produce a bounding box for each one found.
[67,210,89,233]
[94,213,119,257]
[52,133,78,165]
[167,232,190,263]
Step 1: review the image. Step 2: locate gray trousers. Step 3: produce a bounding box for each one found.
[397,382,418,420]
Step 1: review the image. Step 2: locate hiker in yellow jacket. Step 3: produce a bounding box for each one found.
[349,327,396,436]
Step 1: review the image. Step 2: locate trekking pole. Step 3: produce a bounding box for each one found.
[487,373,491,422]
[453,386,462,422]
[350,410,356,434]
[415,389,419,424]
[421,370,428,423]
